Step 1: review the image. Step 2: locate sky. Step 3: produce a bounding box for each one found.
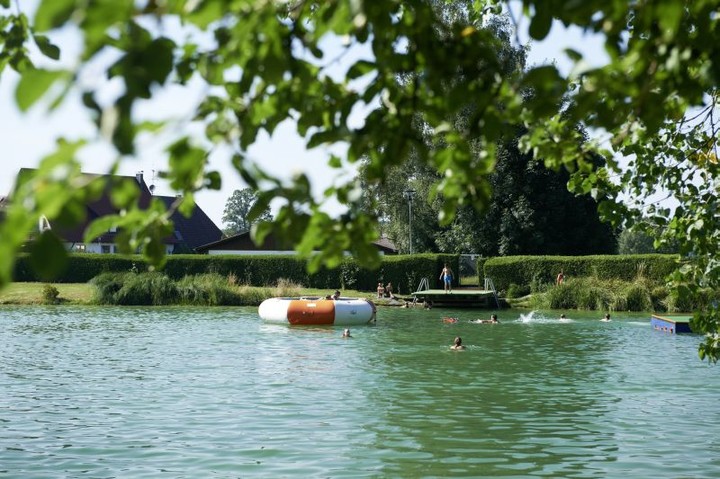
[0,3,607,229]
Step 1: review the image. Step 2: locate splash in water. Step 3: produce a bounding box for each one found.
[519,311,537,323]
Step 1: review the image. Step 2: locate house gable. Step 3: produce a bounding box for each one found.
[7,169,221,254]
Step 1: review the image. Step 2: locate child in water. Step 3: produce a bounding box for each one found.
[451,336,465,350]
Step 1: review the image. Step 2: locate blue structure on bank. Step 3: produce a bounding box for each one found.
[651,314,693,334]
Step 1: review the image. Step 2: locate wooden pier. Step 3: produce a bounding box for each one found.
[411,288,499,308]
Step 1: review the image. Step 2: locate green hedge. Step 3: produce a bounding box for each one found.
[12,254,143,283]
[484,254,679,293]
[12,253,459,293]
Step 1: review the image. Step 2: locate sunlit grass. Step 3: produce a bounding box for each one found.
[0,282,95,305]
[0,281,372,306]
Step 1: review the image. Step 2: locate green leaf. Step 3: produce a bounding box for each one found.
[0,0,10,9]
[83,216,119,244]
[657,1,684,39]
[564,48,583,62]
[328,155,342,168]
[251,221,273,245]
[347,60,376,80]
[33,0,75,32]
[15,68,65,111]
[29,231,69,281]
[33,35,60,60]
[528,7,552,40]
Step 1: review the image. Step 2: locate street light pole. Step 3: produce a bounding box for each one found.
[403,188,416,254]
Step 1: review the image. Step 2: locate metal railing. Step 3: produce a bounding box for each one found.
[484,277,500,308]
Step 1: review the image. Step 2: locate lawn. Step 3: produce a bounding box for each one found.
[0,283,96,305]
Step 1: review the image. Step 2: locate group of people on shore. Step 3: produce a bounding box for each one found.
[376,282,395,299]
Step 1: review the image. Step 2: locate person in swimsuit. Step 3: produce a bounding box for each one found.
[439,263,453,293]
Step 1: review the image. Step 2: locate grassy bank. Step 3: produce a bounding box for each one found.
[0,283,96,305]
[0,279,373,306]
[505,276,699,313]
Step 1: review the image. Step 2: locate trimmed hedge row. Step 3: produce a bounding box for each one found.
[12,253,459,294]
[482,254,679,293]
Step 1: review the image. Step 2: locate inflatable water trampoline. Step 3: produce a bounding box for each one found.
[258,297,377,326]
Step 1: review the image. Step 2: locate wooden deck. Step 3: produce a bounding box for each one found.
[411,288,498,308]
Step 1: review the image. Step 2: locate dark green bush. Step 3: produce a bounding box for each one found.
[506,283,530,299]
[42,284,60,304]
[623,283,653,312]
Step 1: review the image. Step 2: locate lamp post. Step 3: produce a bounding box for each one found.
[403,188,416,254]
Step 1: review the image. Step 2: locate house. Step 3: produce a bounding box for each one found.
[7,169,222,254]
[195,231,398,256]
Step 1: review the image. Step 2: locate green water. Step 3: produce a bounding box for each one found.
[1,306,719,478]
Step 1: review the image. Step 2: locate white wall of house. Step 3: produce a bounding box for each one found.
[206,249,386,256]
[65,243,174,254]
[207,250,297,255]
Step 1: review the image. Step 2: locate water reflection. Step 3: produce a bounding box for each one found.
[1,306,719,478]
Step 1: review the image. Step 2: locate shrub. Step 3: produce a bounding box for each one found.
[91,272,127,304]
[651,286,669,312]
[92,271,276,306]
[577,281,614,311]
[547,281,583,310]
[506,283,530,299]
[623,283,653,312]
[42,284,60,304]
[273,278,304,297]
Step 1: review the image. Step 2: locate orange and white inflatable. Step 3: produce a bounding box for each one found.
[258,297,377,326]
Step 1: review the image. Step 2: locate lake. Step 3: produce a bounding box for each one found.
[1,306,719,478]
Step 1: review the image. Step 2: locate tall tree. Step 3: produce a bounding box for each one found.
[362,13,615,257]
[221,188,272,236]
[2,1,720,360]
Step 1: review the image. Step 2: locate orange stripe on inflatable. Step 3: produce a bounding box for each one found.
[287,300,336,325]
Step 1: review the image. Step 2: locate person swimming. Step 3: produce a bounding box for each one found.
[450,336,465,350]
[342,328,352,338]
[472,314,499,324]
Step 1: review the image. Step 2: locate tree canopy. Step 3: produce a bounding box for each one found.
[1,0,720,360]
[221,188,273,236]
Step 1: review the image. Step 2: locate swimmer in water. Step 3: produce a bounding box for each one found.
[601,313,611,322]
[472,314,499,324]
[342,328,352,338]
[450,336,465,350]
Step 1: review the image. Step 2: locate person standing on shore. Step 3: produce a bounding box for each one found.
[439,264,453,293]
